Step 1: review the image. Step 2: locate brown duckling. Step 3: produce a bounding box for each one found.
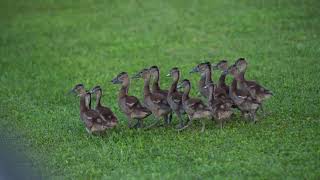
[149,65,172,124]
[111,72,151,128]
[70,84,109,134]
[227,65,260,122]
[90,86,118,129]
[132,68,172,129]
[235,58,273,111]
[190,62,213,98]
[166,67,186,128]
[177,79,212,132]
[204,82,233,129]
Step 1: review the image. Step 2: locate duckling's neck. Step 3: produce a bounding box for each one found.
[235,73,245,89]
[143,76,152,96]
[169,76,179,94]
[80,94,90,112]
[95,91,102,107]
[182,85,191,101]
[199,73,206,87]
[239,72,246,81]
[152,72,161,92]
[218,72,226,87]
[229,79,237,97]
[208,84,214,105]
[205,70,213,84]
[119,80,129,98]
[205,71,214,85]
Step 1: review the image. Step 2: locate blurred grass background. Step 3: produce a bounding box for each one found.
[0,0,319,179]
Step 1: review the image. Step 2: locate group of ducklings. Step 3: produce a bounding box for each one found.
[70,58,272,134]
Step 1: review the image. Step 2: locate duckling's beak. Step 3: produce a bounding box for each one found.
[111,78,121,84]
[222,70,228,75]
[131,73,141,79]
[166,73,171,77]
[189,67,199,73]
[203,83,213,89]
[211,64,218,70]
[66,88,76,96]
[177,83,183,89]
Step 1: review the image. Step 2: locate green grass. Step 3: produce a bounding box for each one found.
[1,0,320,179]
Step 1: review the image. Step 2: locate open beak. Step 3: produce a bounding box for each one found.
[189,67,199,74]
[177,83,183,89]
[166,73,171,77]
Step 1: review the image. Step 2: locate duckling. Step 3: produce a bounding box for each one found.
[177,79,212,132]
[166,67,186,128]
[111,72,151,128]
[227,65,260,122]
[235,58,273,113]
[149,65,172,124]
[132,68,172,129]
[70,84,109,134]
[90,86,118,129]
[204,82,233,129]
[190,62,214,98]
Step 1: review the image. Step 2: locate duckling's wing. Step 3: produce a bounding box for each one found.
[172,91,182,103]
[150,93,168,105]
[82,110,101,127]
[99,106,117,121]
[245,81,272,97]
[187,98,207,110]
[125,96,139,107]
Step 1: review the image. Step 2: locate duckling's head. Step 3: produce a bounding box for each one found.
[190,62,211,74]
[235,58,247,73]
[149,65,159,75]
[212,60,228,72]
[111,72,128,84]
[132,68,150,79]
[90,85,102,94]
[167,67,180,78]
[227,64,239,77]
[177,79,191,89]
[70,84,85,95]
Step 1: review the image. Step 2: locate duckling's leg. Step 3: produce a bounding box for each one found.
[177,117,193,131]
[137,119,144,128]
[201,119,206,133]
[164,114,170,125]
[168,112,173,124]
[127,117,136,129]
[259,104,268,117]
[250,111,258,123]
[175,111,184,129]
[145,117,160,129]
[86,128,92,135]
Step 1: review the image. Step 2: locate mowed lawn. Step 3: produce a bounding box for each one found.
[1,0,320,178]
